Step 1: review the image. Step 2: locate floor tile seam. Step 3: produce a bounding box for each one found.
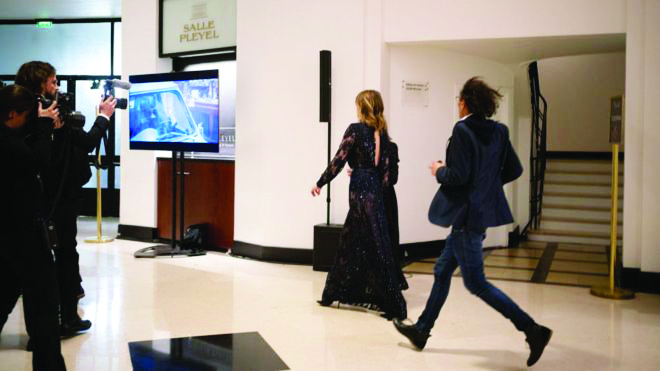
[550,258,609,264]
[555,249,607,255]
[483,264,537,271]
[547,269,609,276]
[488,254,542,260]
[530,242,559,283]
[491,254,606,263]
[405,271,598,289]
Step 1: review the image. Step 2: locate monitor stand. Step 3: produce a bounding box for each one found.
[134,151,207,258]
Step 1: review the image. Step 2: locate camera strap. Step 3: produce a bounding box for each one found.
[45,128,72,220]
[93,130,110,170]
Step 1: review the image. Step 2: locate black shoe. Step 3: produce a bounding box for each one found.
[61,318,92,338]
[317,299,333,307]
[525,324,552,366]
[393,318,430,350]
[77,285,85,300]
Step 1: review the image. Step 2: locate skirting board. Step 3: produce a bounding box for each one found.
[117,224,159,242]
[232,241,313,265]
[622,268,660,294]
[116,224,520,266]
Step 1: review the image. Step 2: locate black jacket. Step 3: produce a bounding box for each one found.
[44,115,110,203]
[429,115,522,230]
[0,117,54,244]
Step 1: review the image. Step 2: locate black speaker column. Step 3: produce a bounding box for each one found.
[319,50,332,224]
[320,50,331,123]
[314,50,341,271]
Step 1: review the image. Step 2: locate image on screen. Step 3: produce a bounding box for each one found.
[129,70,220,153]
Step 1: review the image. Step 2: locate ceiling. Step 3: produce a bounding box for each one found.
[0,0,121,20]
[403,33,626,65]
[0,3,624,65]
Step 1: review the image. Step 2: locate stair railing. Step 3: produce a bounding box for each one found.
[522,61,548,236]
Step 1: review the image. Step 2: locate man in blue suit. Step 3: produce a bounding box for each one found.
[394,77,552,367]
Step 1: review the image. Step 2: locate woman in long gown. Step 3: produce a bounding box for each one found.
[311,90,407,320]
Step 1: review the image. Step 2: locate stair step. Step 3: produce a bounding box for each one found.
[540,220,621,234]
[546,169,622,176]
[545,172,618,183]
[543,203,621,212]
[543,195,622,208]
[527,233,614,246]
[546,159,623,171]
[544,192,615,199]
[529,229,621,240]
[527,230,621,246]
[545,180,623,187]
[544,183,623,196]
[542,216,622,226]
[546,158,622,170]
[543,208,619,220]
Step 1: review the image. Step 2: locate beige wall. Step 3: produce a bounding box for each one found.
[387,45,514,247]
[120,0,660,273]
[539,53,626,152]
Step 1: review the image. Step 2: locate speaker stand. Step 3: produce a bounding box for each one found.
[134,151,206,258]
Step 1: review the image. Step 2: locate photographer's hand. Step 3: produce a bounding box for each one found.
[99,96,118,118]
[38,101,61,128]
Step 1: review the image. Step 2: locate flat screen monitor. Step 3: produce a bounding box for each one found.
[128,70,220,152]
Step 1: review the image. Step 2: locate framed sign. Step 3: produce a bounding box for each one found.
[159,0,236,57]
[609,95,624,144]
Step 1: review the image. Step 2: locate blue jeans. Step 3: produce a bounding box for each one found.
[416,228,534,333]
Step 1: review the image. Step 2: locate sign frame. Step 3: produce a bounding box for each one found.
[609,95,624,144]
[159,0,236,58]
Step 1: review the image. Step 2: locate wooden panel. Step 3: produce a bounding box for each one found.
[157,158,234,250]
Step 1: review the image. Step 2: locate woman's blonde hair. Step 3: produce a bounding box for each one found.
[356,90,387,133]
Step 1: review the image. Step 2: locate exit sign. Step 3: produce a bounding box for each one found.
[36,21,53,29]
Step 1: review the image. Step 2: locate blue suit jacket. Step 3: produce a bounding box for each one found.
[428,115,522,230]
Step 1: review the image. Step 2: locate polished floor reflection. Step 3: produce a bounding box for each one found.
[129,332,288,371]
[1,218,659,370]
[404,241,610,288]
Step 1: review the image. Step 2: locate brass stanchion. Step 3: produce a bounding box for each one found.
[591,96,634,300]
[85,108,114,243]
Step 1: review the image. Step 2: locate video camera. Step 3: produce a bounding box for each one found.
[103,79,130,109]
[38,92,86,129]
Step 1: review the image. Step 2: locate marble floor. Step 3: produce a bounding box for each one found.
[1,218,660,370]
[404,241,611,288]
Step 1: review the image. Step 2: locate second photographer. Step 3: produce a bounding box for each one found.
[15,61,117,337]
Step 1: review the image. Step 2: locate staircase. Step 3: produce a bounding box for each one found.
[527,158,623,246]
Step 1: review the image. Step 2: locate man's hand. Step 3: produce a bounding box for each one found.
[311,185,322,197]
[430,160,445,176]
[38,101,60,123]
[53,116,64,129]
[99,96,118,118]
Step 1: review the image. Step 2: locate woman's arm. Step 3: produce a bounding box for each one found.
[315,125,356,188]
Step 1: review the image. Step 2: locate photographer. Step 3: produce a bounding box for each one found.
[14,61,117,337]
[0,84,66,369]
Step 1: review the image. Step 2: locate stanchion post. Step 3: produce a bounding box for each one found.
[590,96,633,300]
[85,107,114,244]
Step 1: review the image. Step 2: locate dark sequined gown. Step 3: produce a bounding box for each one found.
[316,123,408,319]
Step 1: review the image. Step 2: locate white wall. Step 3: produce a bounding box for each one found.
[387,45,515,247]
[119,0,171,228]
[120,0,660,274]
[539,53,626,152]
[381,0,626,42]
[234,0,366,248]
[623,0,660,273]
[513,63,532,234]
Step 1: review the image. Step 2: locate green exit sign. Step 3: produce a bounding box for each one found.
[36,21,53,29]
